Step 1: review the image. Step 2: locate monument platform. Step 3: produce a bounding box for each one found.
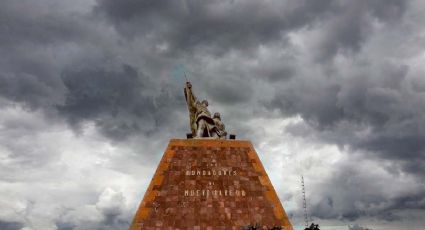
[130,139,293,230]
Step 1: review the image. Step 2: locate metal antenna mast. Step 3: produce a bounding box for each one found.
[301,175,309,228]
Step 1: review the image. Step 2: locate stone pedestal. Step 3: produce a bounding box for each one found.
[130,139,293,230]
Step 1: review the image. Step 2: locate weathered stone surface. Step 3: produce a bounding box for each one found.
[130,139,293,230]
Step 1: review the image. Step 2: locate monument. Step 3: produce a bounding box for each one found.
[130,82,293,229]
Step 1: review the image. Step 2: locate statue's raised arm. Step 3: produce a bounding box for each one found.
[184,82,198,136]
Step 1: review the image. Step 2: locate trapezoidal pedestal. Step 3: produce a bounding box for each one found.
[130,139,293,230]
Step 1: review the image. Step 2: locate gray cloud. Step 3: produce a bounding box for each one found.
[0,1,95,109]
[310,1,406,62]
[309,160,425,222]
[278,61,425,175]
[277,60,425,223]
[0,221,23,230]
[58,64,155,139]
[94,0,337,56]
[348,224,371,230]
[56,188,130,230]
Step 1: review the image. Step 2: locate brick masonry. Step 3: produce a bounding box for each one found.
[130,139,293,230]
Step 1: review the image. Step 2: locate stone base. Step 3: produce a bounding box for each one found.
[130,139,293,230]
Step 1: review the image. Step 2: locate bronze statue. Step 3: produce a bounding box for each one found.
[305,223,320,230]
[184,82,227,139]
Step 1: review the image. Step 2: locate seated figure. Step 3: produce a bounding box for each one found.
[212,112,227,139]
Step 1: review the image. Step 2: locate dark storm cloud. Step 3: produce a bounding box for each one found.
[312,5,369,61]
[94,0,336,56]
[0,0,88,109]
[312,0,406,62]
[349,224,371,230]
[205,75,253,105]
[56,209,130,229]
[0,72,62,109]
[279,62,425,219]
[0,220,23,230]
[1,0,408,135]
[58,63,186,140]
[278,61,425,175]
[0,0,410,138]
[59,64,154,139]
[56,195,130,230]
[0,1,88,45]
[0,0,185,140]
[94,0,406,60]
[270,82,344,127]
[309,160,425,222]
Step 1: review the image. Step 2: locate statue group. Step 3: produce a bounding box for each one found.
[305,223,320,230]
[184,82,227,139]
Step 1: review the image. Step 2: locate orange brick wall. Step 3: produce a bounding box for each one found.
[130,139,293,230]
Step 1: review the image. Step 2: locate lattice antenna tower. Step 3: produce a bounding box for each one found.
[301,175,309,228]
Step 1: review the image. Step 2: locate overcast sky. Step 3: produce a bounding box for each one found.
[1,0,425,229]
